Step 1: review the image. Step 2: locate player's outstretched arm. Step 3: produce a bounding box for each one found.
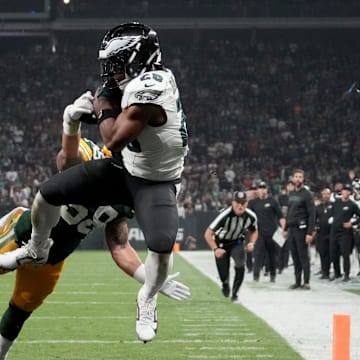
[105,219,190,301]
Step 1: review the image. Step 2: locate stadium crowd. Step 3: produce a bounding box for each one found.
[1,29,360,217]
[56,0,360,18]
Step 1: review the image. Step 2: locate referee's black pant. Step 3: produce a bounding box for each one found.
[288,227,310,285]
[215,242,245,298]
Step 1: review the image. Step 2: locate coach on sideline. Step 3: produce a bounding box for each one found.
[284,169,315,290]
[248,181,285,283]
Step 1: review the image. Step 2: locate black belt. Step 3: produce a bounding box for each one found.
[217,238,244,247]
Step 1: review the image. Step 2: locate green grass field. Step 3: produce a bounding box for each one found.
[0,251,303,359]
[347,289,360,296]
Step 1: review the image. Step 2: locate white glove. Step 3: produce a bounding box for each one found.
[159,272,191,301]
[63,91,94,136]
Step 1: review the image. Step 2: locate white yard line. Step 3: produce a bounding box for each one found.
[29,316,132,319]
[17,339,245,344]
[44,301,127,304]
[180,250,360,360]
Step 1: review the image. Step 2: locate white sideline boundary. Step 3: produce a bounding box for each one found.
[180,250,360,360]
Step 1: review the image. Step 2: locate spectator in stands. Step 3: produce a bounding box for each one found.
[1,29,360,219]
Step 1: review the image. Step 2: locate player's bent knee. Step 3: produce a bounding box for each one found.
[146,230,176,253]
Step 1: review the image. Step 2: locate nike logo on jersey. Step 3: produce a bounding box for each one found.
[144,83,155,88]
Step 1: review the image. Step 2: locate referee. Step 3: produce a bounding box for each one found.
[285,169,315,290]
[204,191,258,302]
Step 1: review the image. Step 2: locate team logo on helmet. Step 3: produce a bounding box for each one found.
[99,36,141,59]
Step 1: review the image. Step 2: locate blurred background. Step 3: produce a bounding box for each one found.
[1,0,360,248]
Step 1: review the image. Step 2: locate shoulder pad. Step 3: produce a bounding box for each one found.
[122,70,168,107]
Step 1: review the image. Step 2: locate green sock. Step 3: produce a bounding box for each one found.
[0,303,31,341]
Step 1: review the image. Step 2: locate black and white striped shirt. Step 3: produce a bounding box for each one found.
[209,207,258,243]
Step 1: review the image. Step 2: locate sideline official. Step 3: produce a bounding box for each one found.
[204,191,258,302]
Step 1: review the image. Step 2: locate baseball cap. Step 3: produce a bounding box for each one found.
[258,181,267,188]
[233,191,247,203]
[343,183,352,191]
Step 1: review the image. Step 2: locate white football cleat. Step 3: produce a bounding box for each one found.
[0,240,53,270]
[136,287,158,343]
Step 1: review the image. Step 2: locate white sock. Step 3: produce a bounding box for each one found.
[30,192,60,249]
[142,250,171,299]
[168,252,174,273]
[0,335,14,360]
[133,264,146,284]
[133,252,173,285]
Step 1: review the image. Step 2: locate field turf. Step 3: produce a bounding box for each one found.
[0,251,303,359]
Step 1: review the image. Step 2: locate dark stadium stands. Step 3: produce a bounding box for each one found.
[1,27,360,216]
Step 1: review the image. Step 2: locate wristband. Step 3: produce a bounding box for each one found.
[213,247,219,252]
[97,109,117,125]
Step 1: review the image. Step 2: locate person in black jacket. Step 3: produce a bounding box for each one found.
[245,185,258,274]
[329,183,360,281]
[277,180,295,273]
[352,181,360,276]
[248,182,285,283]
[204,191,258,303]
[314,188,333,279]
[284,169,315,290]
